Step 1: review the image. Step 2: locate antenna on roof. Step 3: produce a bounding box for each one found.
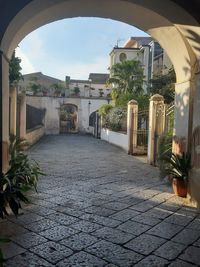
[115,38,124,48]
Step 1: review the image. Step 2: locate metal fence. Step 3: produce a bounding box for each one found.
[26,104,46,131]
[135,108,149,154]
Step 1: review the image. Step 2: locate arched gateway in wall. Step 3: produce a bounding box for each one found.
[0,0,200,175]
[60,104,78,134]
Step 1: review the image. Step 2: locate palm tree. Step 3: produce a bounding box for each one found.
[107,60,145,94]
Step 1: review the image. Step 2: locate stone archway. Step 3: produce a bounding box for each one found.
[60,104,78,134]
[0,0,200,172]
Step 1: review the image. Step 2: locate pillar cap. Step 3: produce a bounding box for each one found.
[128,99,138,105]
[150,94,164,101]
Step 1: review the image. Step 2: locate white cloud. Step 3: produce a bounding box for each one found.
[15,47,36,74]
[47,56,110,80]
[21,30,46,60]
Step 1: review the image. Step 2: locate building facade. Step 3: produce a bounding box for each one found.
[109,37,172,85]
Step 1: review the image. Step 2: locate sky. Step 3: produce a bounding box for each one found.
[16,17,148,81]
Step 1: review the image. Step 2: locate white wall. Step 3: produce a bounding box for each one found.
[26,96,108,134]
[101,128,128,152]
[80,98,108,133]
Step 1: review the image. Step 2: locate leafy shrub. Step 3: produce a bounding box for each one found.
[98,104,113,116]
[107,107,126,131]
[0,135,44,218]
[158,135,172,179]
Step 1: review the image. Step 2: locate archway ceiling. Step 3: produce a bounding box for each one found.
[0,0,200,42]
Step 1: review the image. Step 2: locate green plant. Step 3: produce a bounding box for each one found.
[158,135,172,179]
[0,135,44,218]
[28,77,42,95]
[107,59,145,94]
[9,50,23,85]
[162,152,192,183]
[98,104,113,116]
[73,86,80,96]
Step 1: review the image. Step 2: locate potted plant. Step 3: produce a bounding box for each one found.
[163,152,191,197]
[0,135,44,264]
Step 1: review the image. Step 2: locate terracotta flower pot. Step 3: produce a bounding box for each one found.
[172,178,187,198]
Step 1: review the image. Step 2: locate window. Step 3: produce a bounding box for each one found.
[119,52,127,62]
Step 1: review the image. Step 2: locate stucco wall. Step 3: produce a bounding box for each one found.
[26,126,45,146]
[101,128,128,152]
[26,96,108,134]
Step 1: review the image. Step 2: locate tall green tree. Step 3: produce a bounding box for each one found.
[107,60,145,95]
[148,67,176,103]
[9,50,23,84]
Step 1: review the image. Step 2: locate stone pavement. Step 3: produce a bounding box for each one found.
[1,135,200,267]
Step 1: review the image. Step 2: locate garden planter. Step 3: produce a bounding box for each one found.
[172,178,187,197]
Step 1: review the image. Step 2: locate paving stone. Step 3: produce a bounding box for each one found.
[60,232,98,250]
[158,202,181,212]
[11,231,47,249]
[131,213,162,226]
[164,212,194,226]
[24,218,59,233]
[193,238,200,247]
[92,226,134,244]
[130,201,156,212]
[32,199,59,209]
[168,259,198,267]
[55,206,85,217]
[104,264,118,267]
[144,207,173,219]
[186,217,200,230]
[147,221,183,239]
[5,251,54,267]
[100,201,131,211]
[30,206,57,216]
[56,251,106,267]
[85,240,143,266]
[133,255,169,267]
[117,220,151,236]
[172,228,200,245]
[110,209,140,222]
[4,135,197,266]
[154,240,186,260]
[80,213,121,227]
[179,246,200,265]
[30,241,73,264]
[71,220,102,233]
[0,242,26,259]
[84,206,116,216]
[124,234,166,255]
[39,225,79,241]
[9,212,44,225]
[46,212,79,225]
[0,221,28,237]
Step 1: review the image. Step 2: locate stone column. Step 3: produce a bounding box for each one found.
[0,51,10,173]
[147,94,165,165]
[9,85,17,135]
[172,80,192,154]
[127,100,138,155]
[19,92,26,140]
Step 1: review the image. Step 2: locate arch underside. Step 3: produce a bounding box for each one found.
[0,0,200,83]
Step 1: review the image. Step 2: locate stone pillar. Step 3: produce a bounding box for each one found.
[9,85,17,135]
[127,100,138,155]
[0,51,10,173]
[173,80,194,154]
[19,92,26,139]
[147,94,165,165]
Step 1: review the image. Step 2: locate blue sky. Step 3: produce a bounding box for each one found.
[16,17,148,80]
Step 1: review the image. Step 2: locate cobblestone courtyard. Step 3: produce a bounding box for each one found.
[1,135,200,266]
